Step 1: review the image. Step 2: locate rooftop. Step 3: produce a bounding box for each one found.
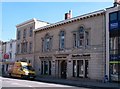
[34,9,105,33]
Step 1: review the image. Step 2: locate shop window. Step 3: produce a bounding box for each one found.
[73,60,86,78]
[110,37,118,54]
[41,61,43,75]
[49,61,51,75]
[41,61,51,75]
[73,60,76,77]
[77,60,84,77]
[44,61,48,74]
[110,63,119,81]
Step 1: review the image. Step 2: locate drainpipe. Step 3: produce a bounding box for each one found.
[104,10,107,82]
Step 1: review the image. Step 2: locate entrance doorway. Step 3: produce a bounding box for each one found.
[61,60,67,79]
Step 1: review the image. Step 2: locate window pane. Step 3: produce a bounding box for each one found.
[110,12,117,21]
[29,29,33,37]
[17,44,20,53]
[23,29,26,38]
[17,31,20,40]
[73,34,77,47]
[60,31,65,49]
[119,37,120,44]
[29,42,32,52]
[73,60,76,77]
[118,11,120,21]
[44,61,48,74]
[85,31,89,45]
[77,60,84,77]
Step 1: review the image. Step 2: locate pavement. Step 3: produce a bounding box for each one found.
[35,75,120,89]
[1,74,120,89]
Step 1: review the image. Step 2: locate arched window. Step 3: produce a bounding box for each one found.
[42,33,52,52]
[59,31,65,50]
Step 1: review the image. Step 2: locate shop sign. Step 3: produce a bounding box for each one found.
[110,22,118,30]
[110,54,120,61]
[3,53,9,59]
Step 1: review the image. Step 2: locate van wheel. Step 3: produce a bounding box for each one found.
[21,75,24,79]
[21,75,26,79]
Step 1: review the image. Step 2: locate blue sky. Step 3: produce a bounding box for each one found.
[1,2,113,41]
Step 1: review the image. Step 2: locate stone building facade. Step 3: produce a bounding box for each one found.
[15,18,49,66]
[34,10,106,80]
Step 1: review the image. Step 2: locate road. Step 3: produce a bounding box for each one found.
[0,76,94,89]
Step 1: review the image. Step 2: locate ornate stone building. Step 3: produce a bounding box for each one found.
[34,10,106,80]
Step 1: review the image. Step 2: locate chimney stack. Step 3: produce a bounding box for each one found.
[114,0,120,7]
[65,10,72,20]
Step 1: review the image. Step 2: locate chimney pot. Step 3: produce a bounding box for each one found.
[114,0,120,6]
[65,10,72,20]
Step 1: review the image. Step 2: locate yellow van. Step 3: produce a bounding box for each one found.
[8,62,36,79]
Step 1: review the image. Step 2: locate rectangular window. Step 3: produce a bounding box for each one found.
[21,42,27,53]
[78,31,84,47]
[9,53,12,59]
[25,42,27,52]
[10,43,12,48]
[17,44,20,53]
[17,30,21,40]
[60,38,65,49]
[45,38,50,51]
[110,12,117,21]
[85,31,89,45]
[29,42,32,53]
[59,31,65,50]
[78,39,83,46]
[42,39,44,52]
[73,34,77,47]
[23,29,26,38]
[29,27,33,37]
